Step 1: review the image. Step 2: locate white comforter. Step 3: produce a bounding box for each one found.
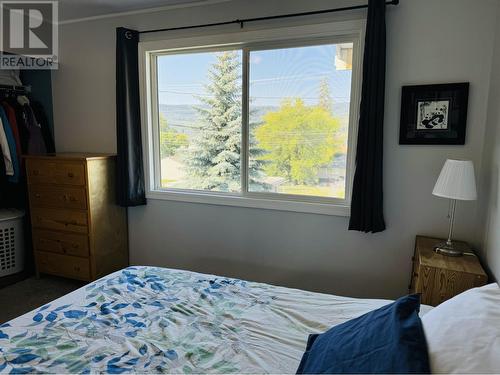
[0,266,431,373]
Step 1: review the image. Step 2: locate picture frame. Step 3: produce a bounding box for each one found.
[399,83,469,145]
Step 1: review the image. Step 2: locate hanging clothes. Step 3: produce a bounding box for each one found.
[2,103,22,163]
[9,95,45,155]
[0,87,53,193]
[2,102,24,178]
[31,101,54,153]
[0,80,53,210]
[0,139,5,181]
[0,106,19,183]
[5,97,29,153]
[0,114,13,176]
[0,136,6,207]
[24,104,47,155]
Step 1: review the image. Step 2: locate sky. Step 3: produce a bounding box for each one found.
[157,43,353,111]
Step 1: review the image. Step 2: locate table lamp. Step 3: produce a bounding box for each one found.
[432,159,477,256]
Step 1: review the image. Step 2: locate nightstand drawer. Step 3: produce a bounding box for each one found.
[36,251,90,281]
[33,229,89,258]
[416,265,487,306]
[31,208,88,233]
[29,185,88,210]
[27,160,86,186]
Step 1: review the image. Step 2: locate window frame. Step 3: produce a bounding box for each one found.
[139,20,365,216]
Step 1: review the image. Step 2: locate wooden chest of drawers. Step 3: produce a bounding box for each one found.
[25,153,128,281]
[409,236,487,306]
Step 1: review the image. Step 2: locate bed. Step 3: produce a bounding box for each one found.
[0,266,432,374]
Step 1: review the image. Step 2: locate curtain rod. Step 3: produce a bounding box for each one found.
[139,0,399,34]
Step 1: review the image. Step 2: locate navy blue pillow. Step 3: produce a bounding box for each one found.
[296,294,430,374]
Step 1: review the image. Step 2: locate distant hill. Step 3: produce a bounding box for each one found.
[159,102,350,135]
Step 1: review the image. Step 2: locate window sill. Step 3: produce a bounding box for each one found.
[146,190,351,217]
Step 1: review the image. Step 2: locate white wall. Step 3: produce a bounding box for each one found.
[53,0,499,298]
[479,2,500,282]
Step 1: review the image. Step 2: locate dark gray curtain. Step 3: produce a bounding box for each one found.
[116,27,146,206]
[348,0,386,233]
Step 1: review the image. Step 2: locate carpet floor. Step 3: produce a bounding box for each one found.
[0,276,84,324]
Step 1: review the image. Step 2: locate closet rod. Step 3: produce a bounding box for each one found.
[139,0,399,34]
[0,84,31,94]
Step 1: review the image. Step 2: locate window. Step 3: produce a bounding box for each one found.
[156,50,243,193]
[141,22,362,215]
[248,44,352,199]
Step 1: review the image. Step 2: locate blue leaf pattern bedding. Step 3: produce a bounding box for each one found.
[0,266,423,373]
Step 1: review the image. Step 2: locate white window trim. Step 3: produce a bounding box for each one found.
[139,19,365,217]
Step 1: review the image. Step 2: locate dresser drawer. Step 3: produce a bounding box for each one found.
[29,185,88,210]
[36,251,90,280]
[27,160,86,186]
[33,229,89,257]
[31,208,88,233]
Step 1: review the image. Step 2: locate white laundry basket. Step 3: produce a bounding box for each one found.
[0,209,25,277]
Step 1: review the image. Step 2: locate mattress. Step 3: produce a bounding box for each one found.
[0,266,431,373]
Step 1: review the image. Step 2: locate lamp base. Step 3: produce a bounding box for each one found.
[434,241,469,257]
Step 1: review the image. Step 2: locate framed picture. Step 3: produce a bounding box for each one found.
[399,83,469,145]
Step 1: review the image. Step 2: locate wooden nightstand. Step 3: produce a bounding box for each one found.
[409,235,487,306]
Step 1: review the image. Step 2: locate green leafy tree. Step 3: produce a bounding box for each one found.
[159,114,188,158]
[255,98,341,185]
[186,51,266,191]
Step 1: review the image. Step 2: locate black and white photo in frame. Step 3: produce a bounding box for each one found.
[416,100,449,130]
[400,83,469,145]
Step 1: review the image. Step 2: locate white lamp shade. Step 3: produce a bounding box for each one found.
[432,159,477,200]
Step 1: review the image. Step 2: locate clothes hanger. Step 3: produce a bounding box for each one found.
[17,95,29,106]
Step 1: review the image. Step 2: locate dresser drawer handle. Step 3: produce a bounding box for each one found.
[62,194,78,202]
[68,172,74,178]
[58,220,78,226]
[35,193,41,198]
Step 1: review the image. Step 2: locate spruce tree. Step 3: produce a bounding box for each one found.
[248,114,268,192]
[186,51,266,192]
[318,78,333,113]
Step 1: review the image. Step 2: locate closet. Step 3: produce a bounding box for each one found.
[0,68,54,287]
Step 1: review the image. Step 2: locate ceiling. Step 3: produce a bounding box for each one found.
[58,0,224,23]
